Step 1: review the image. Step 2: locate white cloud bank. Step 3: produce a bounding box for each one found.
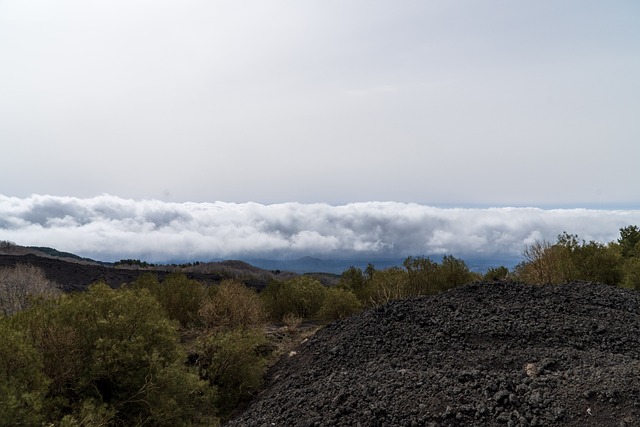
[1,194,639,264]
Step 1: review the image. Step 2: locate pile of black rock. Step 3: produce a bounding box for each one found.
[228,281,640,426]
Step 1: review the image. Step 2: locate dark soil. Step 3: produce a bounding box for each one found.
[0,254,226,291]
[228,281,640,426]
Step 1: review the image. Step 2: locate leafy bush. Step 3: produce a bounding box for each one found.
[0,320,48,426]
[356,256,476,307]
[261,276,327,320]
[318,287,362,320]
[402,256,440,296]
[570,240,621,285]
[363,267,408,306]
[195,328,267,418]
[483,266,510,281]
[338,266,367,301]
[114,258,155,268]
[129,272,206,328]
[622,258,640,290]
[12,283,215,425]
[439,255,479,288]
[619,225,640,258]
[158,273,207,328]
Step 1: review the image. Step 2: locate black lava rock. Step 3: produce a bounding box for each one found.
[227,282,640,427]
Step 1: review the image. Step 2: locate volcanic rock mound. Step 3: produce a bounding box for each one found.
[228,282,640,426]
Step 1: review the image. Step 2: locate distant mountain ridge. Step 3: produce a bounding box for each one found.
[0,242,520,290]
[0,243,284,291]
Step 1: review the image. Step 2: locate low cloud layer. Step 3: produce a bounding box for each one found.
[1,194,639,264]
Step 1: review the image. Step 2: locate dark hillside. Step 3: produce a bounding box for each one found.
[0,253,270,291]
[27,246,104,263]
[228,282,640,426]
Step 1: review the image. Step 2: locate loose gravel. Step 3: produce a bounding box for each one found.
[228,281,640,426]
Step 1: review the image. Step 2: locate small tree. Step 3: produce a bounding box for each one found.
[516,234,578,284]
[618,225,640,258]
[439,255,477,290]
[338,266,367,301]
[403,256,439,296]
[519,240,565,284]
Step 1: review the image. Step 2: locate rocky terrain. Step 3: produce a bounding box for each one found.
[228,281,640,426]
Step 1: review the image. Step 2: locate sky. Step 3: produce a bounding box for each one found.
[1,1,640,264]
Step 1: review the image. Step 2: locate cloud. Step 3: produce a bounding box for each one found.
[1,195,639,264]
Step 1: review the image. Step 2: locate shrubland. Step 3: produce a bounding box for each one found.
[339,255,479,307]
[1,225,639,424]
[514,226,640,288]
[4,282,215,426]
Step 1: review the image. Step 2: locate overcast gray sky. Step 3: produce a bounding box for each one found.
[1,0,639,206]
[1,2,640,263]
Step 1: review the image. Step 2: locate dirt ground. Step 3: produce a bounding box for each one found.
[227,281,640,426]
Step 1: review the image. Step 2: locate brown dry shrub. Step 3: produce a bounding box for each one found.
[281,312,302,334]
[0,264,60,316]
[198,280,265,331]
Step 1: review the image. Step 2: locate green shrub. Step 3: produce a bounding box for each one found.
[129,272,206,328]
[58,399,115,427]
[618,225,640,258]
[483,266,510,281]
[318,287,362,320]
[570,240,622,285]
[363,267,408,306]
[12,283,215,425]
[338,266,367,301]
[158,273,207,328]
[0,320,48,426]
[346,256,475,308]
[196,328,267,418]
[622,258,640,290]
[439,255,478,289]
[261,276,327,320]
[403,256,440,296]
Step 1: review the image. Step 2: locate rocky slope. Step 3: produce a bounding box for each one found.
[228,281,640,426]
